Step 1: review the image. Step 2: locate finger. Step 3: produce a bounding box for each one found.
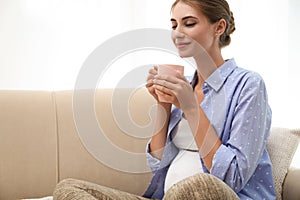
[154,74,178,84]
[148,69,157,75]
[147,69,157,82]
[154,70,186,83]
[175,71,187,80]
[155,86,177,104]
[147,69,157,81]
[148,66,158,75]
[146,74,154,82]
[145,78,155,88]
[154,84,173,96]
[153,78,177,91]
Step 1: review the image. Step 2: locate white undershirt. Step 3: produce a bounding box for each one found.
[164,118,204,193]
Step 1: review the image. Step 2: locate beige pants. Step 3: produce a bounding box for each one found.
[53,173,239,200]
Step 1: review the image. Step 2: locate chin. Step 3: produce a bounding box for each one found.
[179,53,191,58]
[178,50,194,58]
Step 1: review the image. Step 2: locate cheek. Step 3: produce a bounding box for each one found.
[187,26,212,44]
[183,30,204,46]
[192,32,213,49]
[190,31,204,43]
[171,31,176,44]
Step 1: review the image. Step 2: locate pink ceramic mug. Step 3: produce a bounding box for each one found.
[156,64,184,103]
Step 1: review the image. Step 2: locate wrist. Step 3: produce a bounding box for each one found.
[157,101,172,111]
[183,103,200,117]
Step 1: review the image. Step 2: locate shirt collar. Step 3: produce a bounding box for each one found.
[204,58,237,92]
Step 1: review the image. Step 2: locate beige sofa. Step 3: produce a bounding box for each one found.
[0,88,299,200]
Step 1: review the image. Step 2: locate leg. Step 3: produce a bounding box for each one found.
[53,178,151,200]
[163,173,239,200]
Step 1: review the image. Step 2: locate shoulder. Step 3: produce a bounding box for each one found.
[218,59,267,89]
[230,67,267,89]
[232,66,263,80]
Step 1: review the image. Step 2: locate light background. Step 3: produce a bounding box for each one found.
[0,0,299,167]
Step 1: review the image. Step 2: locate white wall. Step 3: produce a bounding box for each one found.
[0,0,299,165]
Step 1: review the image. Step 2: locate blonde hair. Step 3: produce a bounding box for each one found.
[172,0,235,48]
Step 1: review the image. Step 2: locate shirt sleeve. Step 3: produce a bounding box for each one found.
[210,72,272,192]
[146,139,161,173]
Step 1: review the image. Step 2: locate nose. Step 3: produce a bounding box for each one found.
[172,29,185,40]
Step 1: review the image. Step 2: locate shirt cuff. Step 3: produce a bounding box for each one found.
[146,140,161,172]
[210,144,236,181]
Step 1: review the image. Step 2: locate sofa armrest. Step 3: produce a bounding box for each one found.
[283,168,300,200]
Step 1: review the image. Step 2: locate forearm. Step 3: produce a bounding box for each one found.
[149,102,171,160]
[185,106,221,171]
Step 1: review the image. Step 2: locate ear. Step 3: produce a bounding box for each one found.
[215,18,226,36]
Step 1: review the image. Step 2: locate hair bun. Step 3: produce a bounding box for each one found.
[229,11,236,35]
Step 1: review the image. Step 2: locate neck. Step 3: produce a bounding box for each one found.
[193,50,224,85]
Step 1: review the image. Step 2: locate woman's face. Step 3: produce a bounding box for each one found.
[171,2,218,58]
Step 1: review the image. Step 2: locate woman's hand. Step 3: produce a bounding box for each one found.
[153,72,198,112]
[146,66,160,102]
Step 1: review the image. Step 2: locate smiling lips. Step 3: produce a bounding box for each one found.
[176,42,191,49]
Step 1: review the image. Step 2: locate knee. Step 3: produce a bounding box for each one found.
[53,178,82,200]
[164,173,238,200]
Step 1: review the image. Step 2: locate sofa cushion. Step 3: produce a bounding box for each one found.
[266,127,300,200]
[0,91,57,200]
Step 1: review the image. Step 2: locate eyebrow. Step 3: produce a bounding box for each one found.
[170,16,198,22]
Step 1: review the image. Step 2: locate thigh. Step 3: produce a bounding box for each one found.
[53,178,151,200]
[163,173,239,200]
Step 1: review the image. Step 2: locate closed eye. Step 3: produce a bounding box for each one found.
[185,23,196,27]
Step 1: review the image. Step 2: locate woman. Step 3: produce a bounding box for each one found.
[54,0,276,199]
[144,0,276,199]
